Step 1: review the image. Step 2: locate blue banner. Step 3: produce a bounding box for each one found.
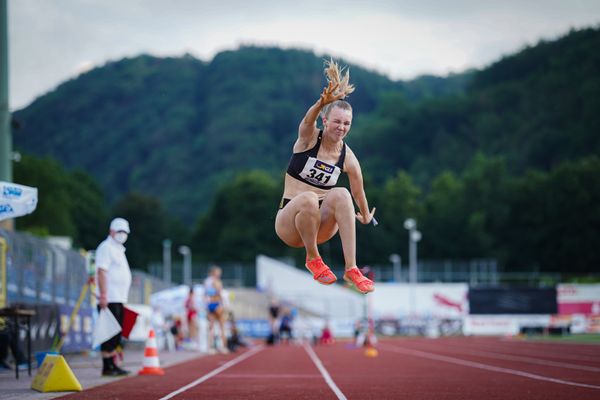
[58,305,93,352]
[235,319,271,338]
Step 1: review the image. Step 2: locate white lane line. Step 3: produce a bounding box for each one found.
[216,373,323,379]
[477,340,600,362]
[412,343,600,372]
[380,344,600,390]
[159,346,264,400]
[303,343,348,400]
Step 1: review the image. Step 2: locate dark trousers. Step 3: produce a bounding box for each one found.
[0,324,26,365]
[97,303,124,353]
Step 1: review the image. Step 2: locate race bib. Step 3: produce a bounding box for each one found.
[299,157,341,187]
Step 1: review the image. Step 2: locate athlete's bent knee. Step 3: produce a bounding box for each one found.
[328,187,352,203]
[296,192,320,210]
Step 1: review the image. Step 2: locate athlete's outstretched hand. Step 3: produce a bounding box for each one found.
[356,207,376,225]
[319,82,346,106]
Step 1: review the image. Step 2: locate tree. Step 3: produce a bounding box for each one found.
[375,171,423,260]
[421,171,465,258]
[459,154,511,259]
[66,170,109,249]
[13,154,107,241]
[506,157,600,274]
[111,192,170,270]
[192,170,284,262]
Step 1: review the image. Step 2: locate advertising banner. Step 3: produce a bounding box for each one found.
[557,284,600,333]
[469,287,557,315]
[58,305,93,352]
[371,283,469,319]
[557,284,600,315]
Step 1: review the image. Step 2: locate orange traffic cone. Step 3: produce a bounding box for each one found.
[138,329,165,375]
[364,344,379,358]
[363,332,378,358]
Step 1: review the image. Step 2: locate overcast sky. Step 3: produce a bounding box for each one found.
[8,0,600,110]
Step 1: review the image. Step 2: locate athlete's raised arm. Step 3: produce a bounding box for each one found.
[297,60,355,150]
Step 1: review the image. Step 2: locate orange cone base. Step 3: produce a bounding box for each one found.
[139,366,165,375]
[364,346,379,358]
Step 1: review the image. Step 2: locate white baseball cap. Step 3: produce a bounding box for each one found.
[109,217,130,233]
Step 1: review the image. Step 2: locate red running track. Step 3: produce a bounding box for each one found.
[59,337,600,400]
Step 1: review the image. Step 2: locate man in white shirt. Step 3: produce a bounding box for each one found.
[96,217,132,376]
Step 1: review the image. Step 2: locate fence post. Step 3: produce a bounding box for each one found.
[0,236,6,307]
[144,278,152,305]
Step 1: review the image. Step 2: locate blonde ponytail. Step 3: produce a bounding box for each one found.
[324,59,355,97]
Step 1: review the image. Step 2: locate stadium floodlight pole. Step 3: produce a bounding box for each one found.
[409,229,422,284]
[162,239,172,283]
[178,245,192,286]
[0,0,12,232]
[389,253,401,282]
[404,218,422,316]
[0,0,10,184]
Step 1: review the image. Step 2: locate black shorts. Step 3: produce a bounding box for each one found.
[97,303,124,352]
[279,198,324,210]
[280,326,293,338]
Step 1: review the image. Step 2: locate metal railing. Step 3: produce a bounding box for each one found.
[1,228,90,308]
[148,261,256,287]
[0,229,174,308]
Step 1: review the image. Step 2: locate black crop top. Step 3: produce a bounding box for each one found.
[286,130,346,189]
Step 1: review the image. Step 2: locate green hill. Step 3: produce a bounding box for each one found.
[14,47,434,222]
[351,27,600,184]
[13,27,599,226]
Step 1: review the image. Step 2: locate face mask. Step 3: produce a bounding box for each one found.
[114,232,128,244]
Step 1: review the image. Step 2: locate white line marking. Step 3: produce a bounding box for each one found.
[303,343,348,400]
[412,342,600,372]
[216,373,323,379]
[159,346,264,400]
[380,344,600,390]
[478,339,600,362]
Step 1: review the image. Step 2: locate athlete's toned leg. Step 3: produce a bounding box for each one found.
[216,308,229,353]
[275,192,321,258]
[319,187,356,269]
[275,192,336,285]
[207,314,216,351]
[320,187,374,294]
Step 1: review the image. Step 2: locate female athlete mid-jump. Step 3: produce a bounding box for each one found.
[275,60,375,294]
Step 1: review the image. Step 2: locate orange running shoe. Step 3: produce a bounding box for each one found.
[305,257,337,285]
[343,267,374,294]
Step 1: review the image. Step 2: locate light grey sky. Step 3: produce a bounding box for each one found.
[8,0,600,110]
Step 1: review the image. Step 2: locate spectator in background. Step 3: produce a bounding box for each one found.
[279,307,294,344]
[320,322,334,345]
[0,320,27,371]
[226,312,248,352]
[204,266,229,354]
[95,217,132,376]
[170,316,184,350]
[267,298,280,345]
[151,306,173,352]
[354,318,368,347]
[185,287,198,345]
